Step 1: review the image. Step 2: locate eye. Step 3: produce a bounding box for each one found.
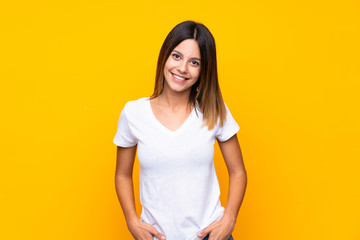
[191,60,200,66]
[172,53,180,59]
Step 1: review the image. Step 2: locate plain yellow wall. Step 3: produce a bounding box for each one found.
[1,0,359,239]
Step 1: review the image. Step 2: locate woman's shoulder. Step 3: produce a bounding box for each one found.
[124,96,149,107]
[123,96,150,115]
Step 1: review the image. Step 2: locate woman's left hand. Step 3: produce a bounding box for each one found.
[197,215,235,240]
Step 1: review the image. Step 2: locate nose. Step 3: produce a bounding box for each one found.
[178,60,188,74]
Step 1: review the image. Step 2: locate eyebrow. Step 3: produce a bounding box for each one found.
[173,49,201,61]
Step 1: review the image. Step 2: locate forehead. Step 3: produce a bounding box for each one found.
[173,39,200,57]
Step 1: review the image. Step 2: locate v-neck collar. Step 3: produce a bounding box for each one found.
[145,97,195,136]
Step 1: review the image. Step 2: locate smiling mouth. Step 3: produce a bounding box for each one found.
[171,73,189,80]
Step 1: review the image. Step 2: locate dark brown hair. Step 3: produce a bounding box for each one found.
[150,20,226,129]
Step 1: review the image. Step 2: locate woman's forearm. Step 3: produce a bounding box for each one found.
[223,170,247,221]
[115,175,139,225]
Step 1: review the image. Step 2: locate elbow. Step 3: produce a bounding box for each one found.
[230,169,247,180]
[114,172,132,186]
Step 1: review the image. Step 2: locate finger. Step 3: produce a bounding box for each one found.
[148,226,166,240]
[197,227,212,238]
[139,231,155,240]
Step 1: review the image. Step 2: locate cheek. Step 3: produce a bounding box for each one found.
[164,58,176,70]
[192,68,201,80]
[163,59,171,73]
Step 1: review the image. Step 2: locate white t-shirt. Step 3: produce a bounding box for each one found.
[113,97,240,240]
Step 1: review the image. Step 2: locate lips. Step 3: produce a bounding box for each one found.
[171,72,189,80]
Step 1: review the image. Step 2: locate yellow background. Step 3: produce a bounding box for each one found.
[1,0,359,239]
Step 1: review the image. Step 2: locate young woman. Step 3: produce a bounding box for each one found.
[113,20,247,240]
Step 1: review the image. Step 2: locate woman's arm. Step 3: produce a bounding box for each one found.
[198,134,247,240]
[115,146,166,240]
[219,133,247,222]
[115,145,138,223]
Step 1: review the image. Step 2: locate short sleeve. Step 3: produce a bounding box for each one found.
[216,103,240,142]
[113,104,137,147]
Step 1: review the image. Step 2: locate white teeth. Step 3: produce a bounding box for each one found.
[173,73,186,80]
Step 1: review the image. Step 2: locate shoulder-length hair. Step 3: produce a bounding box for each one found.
[150,20,226,130]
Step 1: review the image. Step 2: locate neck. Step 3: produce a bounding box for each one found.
[157,87,192,112]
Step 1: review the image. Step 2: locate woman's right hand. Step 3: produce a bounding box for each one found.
[127,218,166,240]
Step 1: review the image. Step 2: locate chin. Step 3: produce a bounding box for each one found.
[170,86,190,93]
[165,83,189,93]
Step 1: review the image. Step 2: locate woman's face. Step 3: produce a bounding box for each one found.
[163,39,201,94]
